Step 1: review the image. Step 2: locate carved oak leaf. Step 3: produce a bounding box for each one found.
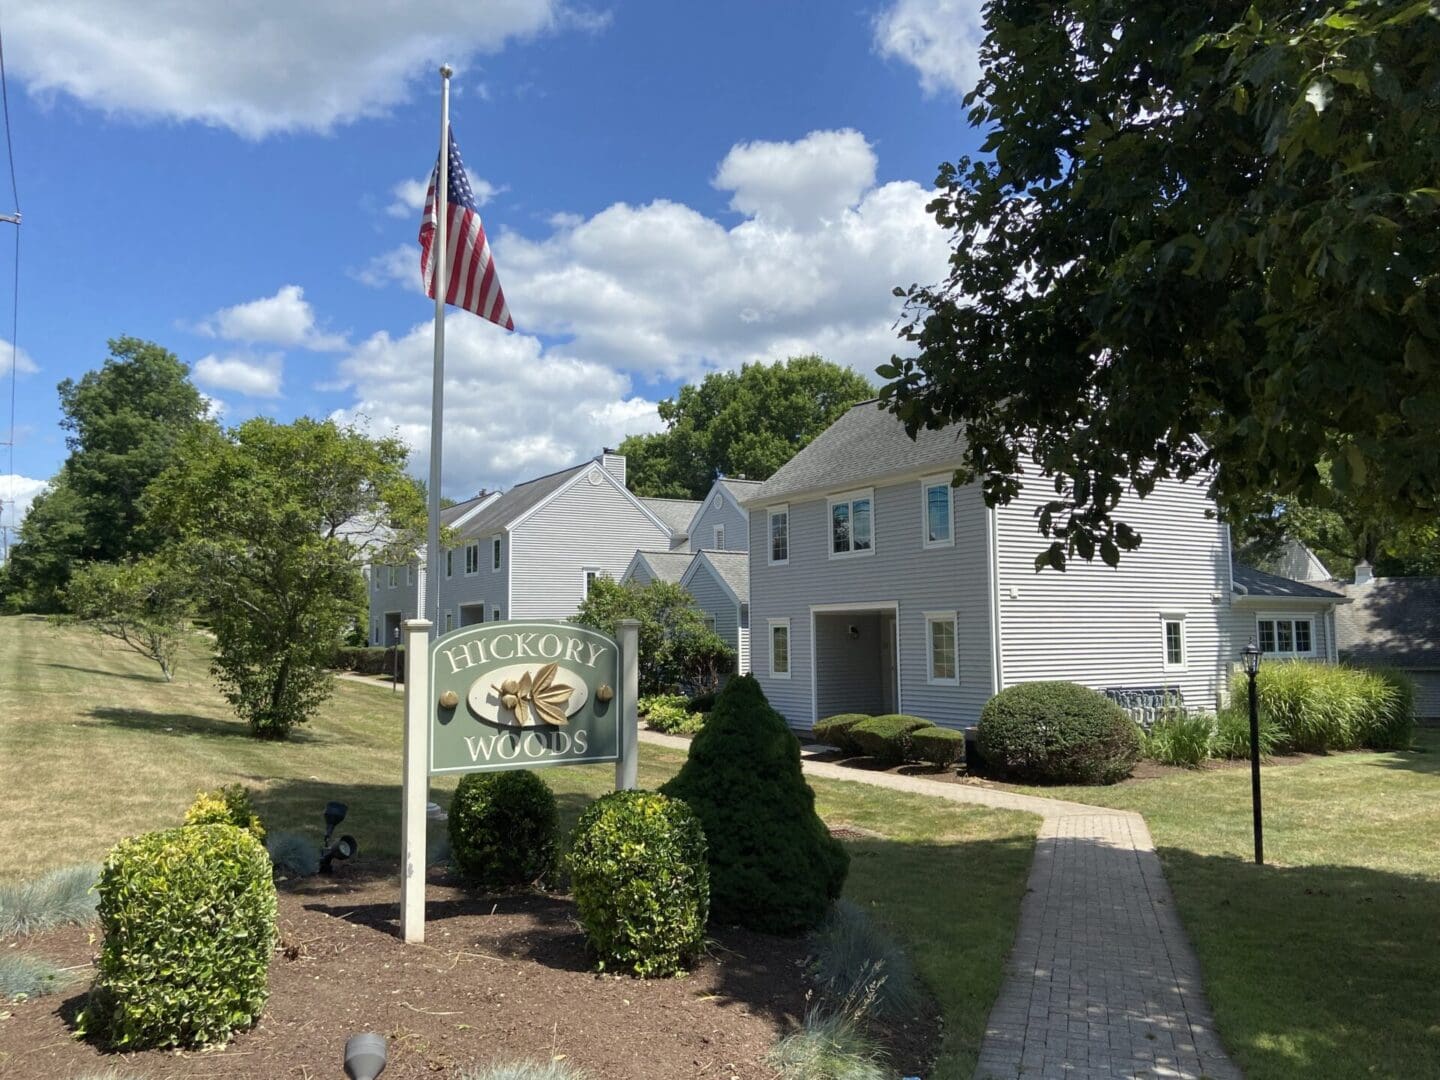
[529,662,574,726]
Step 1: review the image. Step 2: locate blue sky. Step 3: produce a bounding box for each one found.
[0,0,987,531]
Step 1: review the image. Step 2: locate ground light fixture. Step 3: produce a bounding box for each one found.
[320,800,359,874]
[1242,638,1264,865]
[344,1031,388,1079]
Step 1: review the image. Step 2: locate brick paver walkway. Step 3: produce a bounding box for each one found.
[639,730,1241,1079]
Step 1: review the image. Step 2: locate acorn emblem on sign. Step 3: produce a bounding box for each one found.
[492,663,573,727]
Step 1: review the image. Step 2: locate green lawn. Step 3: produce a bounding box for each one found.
[1018,739,1440,1080]
[0,615,1037,1078]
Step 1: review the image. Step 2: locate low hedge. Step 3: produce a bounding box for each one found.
[850,715,933,765]
[448,771,558,891]
[909,726,965,767]
[80,825,277,1048]
[978,682,1140,784]
[811,713,870,754]
[332,646,404,678]
[569,790,709,977]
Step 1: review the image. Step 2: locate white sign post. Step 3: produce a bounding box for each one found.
[399,616,640,944]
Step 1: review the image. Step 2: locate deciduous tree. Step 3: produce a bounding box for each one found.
[881,1,1440,569]
[65,557,190,681]
[572,577,734,693]
[620,356,874,498]
[145,418,425,739]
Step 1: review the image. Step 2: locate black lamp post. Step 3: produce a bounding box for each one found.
[1242,638,1264,866]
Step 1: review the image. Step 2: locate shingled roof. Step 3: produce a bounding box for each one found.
[1333,577,1440,668]
[1231,563,1347,601]
[453,462,592,539]
[630,549,696,585]
[694,549,749,601]
[742,400,965,504]
[640,497,702,538]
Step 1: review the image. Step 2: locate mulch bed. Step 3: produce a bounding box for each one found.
[1,861,938,1079]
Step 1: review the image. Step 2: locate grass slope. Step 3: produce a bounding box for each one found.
[0,615,1036,1076]
[1019,738,1440,1080]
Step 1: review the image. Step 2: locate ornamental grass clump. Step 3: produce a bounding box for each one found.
[1142,709,1215,768]
[184,784,266,841]
[808,899,920,1021]
[849,714,933,765]
[448,770,559,892]
[767,1008,888,1080]
[1233,661,1414,753]
[661,675,848,935]
[811,714,870,754]
[1212,705,1282,760]
[0,863,99,936]
[978,682,1140,784]
[264,830,319,879]
[0,953,71,1001]
[80,824,277,1048]
[455,1062,587,1080]
[569,790,709,977]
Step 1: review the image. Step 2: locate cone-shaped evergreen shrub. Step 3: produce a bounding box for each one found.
[660,674,847,935]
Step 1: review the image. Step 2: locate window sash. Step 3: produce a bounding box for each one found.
[492,538,502,571]
[770,510,789,563]
[464,544,479,574]
[829,493,874,556]
[1165,621,1184,666]
[703,614,717,633]
[1257,618,1314,657]
[928,616,957,682]
[771,624,790,675]
[925,483,951,545]
[446,550,454,578]
[714,525,725,549]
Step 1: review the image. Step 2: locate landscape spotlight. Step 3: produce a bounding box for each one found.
[323,801,349,843]
[320,834,359,875]
[344,1031,388,1080]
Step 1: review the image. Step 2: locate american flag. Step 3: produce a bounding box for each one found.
[419,128,514,330]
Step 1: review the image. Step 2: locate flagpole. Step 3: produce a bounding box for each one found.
[426,64,452,630]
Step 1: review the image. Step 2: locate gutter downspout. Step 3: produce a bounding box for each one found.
[987,503,1004,697]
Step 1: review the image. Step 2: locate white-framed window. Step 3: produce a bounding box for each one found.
[464,543,480,575]
[1161,613,1187,671]
[446,549,454,578]
[407,564,414,586]
[828,489,874,558]
[703,613,717,634]
[921,475,954,548]
[583,567,602,596]
[492,538,502,571]
[1257,616,1315,658]
[768,506,789,565]
[492,607,503,622]
[925,611,959,685]
[387,565,398,588]
[769,619,791,678]
[444,610,454,633]
[713,524,725,549]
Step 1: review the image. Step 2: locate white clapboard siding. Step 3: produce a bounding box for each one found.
[749,478,995,731]
[995,476,1231,711]
[509,468,672,619]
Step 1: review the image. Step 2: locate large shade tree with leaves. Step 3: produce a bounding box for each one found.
[880,1,1440,570]
[620,356,874,499]
[145,418,426,739]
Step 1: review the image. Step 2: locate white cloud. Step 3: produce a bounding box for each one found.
[6,0,592,138]
[199,285,347,351]
[193,353,284,398]
[352,245,421,293]
[495,130,950,378]
[0,474,51,534]
[713,129,877,229]
[331,314,662,497]
[386,172,501,218]
[873,0,986,98]
[0,339,38,376]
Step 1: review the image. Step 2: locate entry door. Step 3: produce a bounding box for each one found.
[879,612,898,713]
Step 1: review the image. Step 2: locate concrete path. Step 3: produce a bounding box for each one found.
[640,729,1240,1080]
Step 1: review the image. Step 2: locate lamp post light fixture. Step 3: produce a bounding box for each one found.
[1242,638,1264,866]
[344,1031,388,1080]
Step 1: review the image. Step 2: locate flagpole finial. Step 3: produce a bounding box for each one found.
[439,64,454,79]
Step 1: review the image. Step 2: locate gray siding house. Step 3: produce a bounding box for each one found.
[621,549,695,587]
[744,401,1342,732]
[1333,568,1440,721]
[368,452,682,643]
[680,549,751,675]
[684,478,762,554]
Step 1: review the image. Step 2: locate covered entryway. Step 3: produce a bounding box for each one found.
[382,610,403,647]
[458,604,486,627]
[812,605,898,721]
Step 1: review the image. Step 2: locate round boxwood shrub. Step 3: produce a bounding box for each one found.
[850,714,934,765]
[661,675,848,935]
[448,770,558,891]
[811,713,870,754]
[909,726,965,767]
[978,682,1140,784]
[80,824,277,1048]
[569,790,709,977]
